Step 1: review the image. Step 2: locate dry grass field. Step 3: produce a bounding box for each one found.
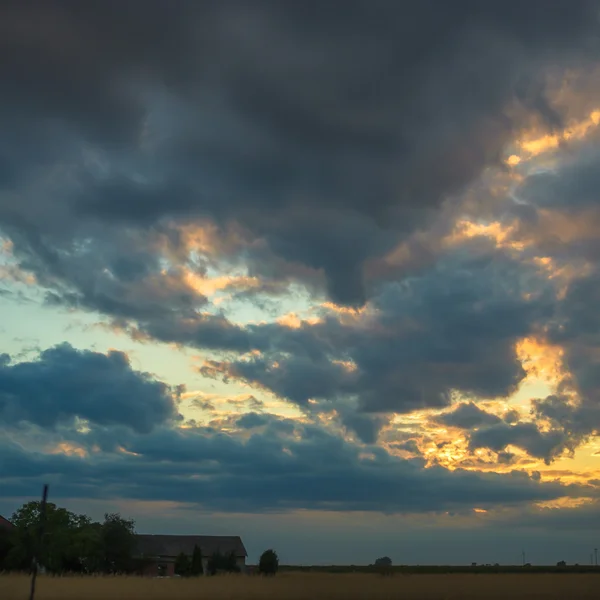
[1,572,599,600]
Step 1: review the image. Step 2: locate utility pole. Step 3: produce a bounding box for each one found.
[522,550,525,566]
[29,484,49,600]
[595,548,598,567]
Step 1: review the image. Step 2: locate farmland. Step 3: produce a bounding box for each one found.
[2,572,600,600]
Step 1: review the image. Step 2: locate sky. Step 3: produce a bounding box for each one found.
[3,0,600,567]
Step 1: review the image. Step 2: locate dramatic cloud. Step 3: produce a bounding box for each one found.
[468,422,571,464]
[3,0,600,552]
[0,413,589,514]
[434,402,503,429]
[1,1,599,308]
[0,343,181,433]
[200,249,555,426]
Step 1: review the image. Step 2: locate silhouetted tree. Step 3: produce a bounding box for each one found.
[6,501,88,572]
[175,551,191,576]
[374,556,392,576]
[100,512,136,573]
[190,544,203,575]
[1,501,137,574]
[206,550,240,575]
[258,549,279,576]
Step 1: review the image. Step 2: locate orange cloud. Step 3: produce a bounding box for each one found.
[331,359,358,373]
[512,108,600,161]
[516,337,565,383]
[447,219,526,252]
[276,312,323,329]
[183,270,262,298]
[48,442,88,458]
[0,237,14,253]
[0,265,37,285]
[535,496,595,510]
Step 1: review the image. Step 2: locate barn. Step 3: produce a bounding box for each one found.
[0,515,14,531]
[135,534,247,576]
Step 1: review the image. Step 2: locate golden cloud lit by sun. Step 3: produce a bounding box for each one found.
[183,270,261,298]
[534,496,595,510]
[516,337,565,383]
[508,108,600,163]
[48,442,88,458]
[447,219,524,251]
[276,312,323,329]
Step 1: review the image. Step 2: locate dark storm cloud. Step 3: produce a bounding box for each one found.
[0,413,589,514]
[512,194,600,451]
[434,402,503,429]
[339,413,389,445]
[1,0,599,306]
[200,250,555,422]
[236,412,270,429]
[468,422,571,464]
[0,343,181,433]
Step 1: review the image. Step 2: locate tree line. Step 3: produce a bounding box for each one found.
[0,500,280,576]
[0,501,138,574]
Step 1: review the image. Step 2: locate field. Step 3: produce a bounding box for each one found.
[2,572,600,600]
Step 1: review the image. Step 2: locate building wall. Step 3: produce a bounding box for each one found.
[142,560,175,577]
[143,555,245,576]
[201,556,246,574]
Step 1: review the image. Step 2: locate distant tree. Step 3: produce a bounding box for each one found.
[190,544,203,576]
[374,556,392,576]
[258,549,279,576]
[374,556,392,567]
[175,552,191,576]
[557,560,567,567]
[101,513,136,573]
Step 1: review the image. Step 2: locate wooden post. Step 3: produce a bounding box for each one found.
[29,484,49,600]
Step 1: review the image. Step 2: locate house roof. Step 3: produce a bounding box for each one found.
[136,534,247,558]
[0,515,14,530]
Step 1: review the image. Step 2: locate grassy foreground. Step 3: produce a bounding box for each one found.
[2,572,600,600]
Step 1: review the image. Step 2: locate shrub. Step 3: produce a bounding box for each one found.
[258,549,279,576]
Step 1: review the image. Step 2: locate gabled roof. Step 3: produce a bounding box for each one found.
[0,515,14,530]
[136,534,247,558]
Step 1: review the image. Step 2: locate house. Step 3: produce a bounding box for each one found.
[0,515,14,531]
[135,534,247,576]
